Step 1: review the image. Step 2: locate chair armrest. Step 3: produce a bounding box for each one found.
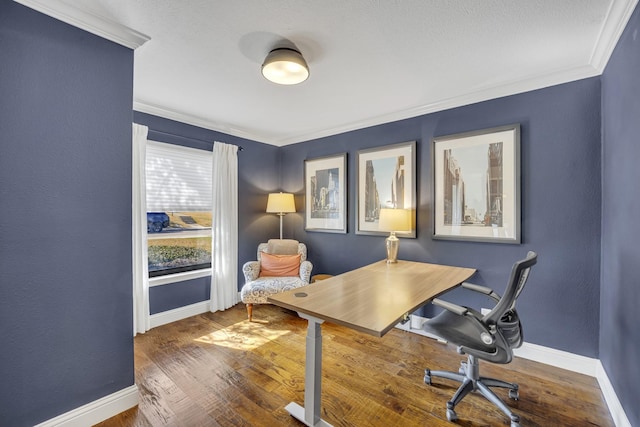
[300,261,313,283]
[242,261,260,282]
[462,282,501,303]
[432,298,468,316]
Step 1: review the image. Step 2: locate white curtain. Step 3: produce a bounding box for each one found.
[132,123,150,335]
[210,141,239,312]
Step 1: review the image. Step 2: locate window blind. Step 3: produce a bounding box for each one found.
[146,140,212,212]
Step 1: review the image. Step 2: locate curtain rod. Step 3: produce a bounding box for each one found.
[147,128,244,151]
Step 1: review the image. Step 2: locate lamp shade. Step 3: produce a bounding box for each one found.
[262,48,309,85]
[266,192,296,213]
[378,208,411,232]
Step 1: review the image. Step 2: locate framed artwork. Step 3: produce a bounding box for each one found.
[304,153,347,233]
[432,124,521,244]
[356,141,416,237]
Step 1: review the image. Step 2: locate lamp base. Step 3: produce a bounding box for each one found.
[278,213,285,240]
[385,232,399,263]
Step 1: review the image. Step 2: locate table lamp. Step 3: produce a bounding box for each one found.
[266,192,296,239]
[378,208,411,263]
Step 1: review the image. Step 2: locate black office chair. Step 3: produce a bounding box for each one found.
[422,251,537,427]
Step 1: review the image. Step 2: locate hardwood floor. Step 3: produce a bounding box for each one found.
[97,303,613,427]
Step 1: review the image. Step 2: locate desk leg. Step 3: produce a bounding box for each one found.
[284,312,333,427]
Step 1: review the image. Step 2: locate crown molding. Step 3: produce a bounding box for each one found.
[590,0,639,72]
[282,63,602,146]
[135,62,602,148]
[133,100,271,144]
[137,63,601,147]
[13,0,150,49]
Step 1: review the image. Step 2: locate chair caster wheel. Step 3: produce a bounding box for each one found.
[446,408,458,422]
[424,369,432,385]
[509,388,519,400]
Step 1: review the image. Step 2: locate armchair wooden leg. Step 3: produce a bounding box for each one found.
[246,303,253,322]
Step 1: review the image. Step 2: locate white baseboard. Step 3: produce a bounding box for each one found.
[512,342,598,376]
[397,314,598,376]
[36,311,630,427]
[33,300,208,427]
[34,385,138,427]
[596,361,632,427]
[397,314,631,427]
[149,300,210,329]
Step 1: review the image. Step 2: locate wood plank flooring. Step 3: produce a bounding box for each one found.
[96,303,614,427]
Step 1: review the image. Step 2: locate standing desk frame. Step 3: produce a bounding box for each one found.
[268,260,476,427]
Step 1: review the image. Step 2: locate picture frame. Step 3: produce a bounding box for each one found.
[304,153,347,233]
[356,141,416,237]
[432,124,521,244]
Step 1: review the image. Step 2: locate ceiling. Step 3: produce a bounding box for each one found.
[48,1,637,145]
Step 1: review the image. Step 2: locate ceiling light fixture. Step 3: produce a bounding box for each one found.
[261,48,309,85]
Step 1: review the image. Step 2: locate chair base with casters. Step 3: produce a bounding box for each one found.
[424,354,521,427]
[422,251,537,427]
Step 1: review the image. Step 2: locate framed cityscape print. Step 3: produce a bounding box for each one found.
[304,153,347,233]
[355,141,416,237]
[432,124,521,243]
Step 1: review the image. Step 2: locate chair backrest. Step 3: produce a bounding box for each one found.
[483,251,537,327]
[257,239,307,262]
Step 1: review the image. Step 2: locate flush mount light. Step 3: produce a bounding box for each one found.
[261,48,309,85]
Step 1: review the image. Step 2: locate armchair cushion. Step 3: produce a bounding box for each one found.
[241,276,308,305]
[259,252,301,277]
[266,239,300,255]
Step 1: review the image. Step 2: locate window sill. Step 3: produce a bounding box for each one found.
[149,268,212,287]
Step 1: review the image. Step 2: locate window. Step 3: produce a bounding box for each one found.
[146,141,212,277]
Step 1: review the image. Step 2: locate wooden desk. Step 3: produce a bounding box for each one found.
[268,259,476,427]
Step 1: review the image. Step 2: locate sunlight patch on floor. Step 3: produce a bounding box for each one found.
[194,321,291,351]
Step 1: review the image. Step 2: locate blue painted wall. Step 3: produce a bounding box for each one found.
[133,112,280,314]
[601,4,640,426]
[281,78,603,358]
[149,278,210,315]
[3,0,638,424]
[0,3,135,426]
